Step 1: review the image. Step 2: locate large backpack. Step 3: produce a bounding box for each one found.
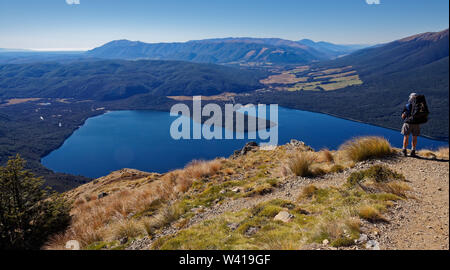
[406,95,430,124]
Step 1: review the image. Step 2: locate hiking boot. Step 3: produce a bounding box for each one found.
[410,150,416,157]
[402,149,407,157]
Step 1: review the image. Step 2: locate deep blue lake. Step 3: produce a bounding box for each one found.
[42,107,448,178]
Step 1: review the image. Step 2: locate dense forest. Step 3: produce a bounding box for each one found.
[0,60,267,100]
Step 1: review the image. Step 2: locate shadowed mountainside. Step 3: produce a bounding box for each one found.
[0,60,267,100]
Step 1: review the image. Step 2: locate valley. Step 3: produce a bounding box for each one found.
[260,65,363,91]
[0,29,448,193]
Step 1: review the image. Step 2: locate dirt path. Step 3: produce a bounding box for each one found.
[378,156,449,250]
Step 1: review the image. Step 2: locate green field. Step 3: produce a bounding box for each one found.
[262,66,363,92]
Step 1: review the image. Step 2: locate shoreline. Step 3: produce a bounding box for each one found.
[40,106,448,180]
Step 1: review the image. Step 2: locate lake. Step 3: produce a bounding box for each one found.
[42,107,448,178]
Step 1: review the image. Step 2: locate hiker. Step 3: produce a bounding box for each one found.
[401,93,430,157]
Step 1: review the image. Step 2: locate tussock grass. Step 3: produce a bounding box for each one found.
[418,150,437,160]
[111,219,145,240]
[419,147,449,160]
[288,152,315,177]
[436,147,449,159]
[358,205,386,222]
[45,159,222,249]
[299,185,319,200]
[340,137,393,162]
[317,149,334,163]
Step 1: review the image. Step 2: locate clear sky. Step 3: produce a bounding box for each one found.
[0,0,448,50]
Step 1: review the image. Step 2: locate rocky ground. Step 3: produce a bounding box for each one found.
[128,150,449,250]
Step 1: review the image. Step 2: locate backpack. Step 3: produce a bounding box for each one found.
[406,95,430,124]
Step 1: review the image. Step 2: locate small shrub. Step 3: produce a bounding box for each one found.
[347,165,405,187]
[358,205,386,222]
[340,137,393,162]
[245,183,274,197]
[299,185,318,200]
[331,237,355,247]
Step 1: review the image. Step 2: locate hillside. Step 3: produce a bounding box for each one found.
[248,29,449,140]
[86,38,365,64]
[0,60,266,100]
[327,29,449,77]
[45,137,449,250]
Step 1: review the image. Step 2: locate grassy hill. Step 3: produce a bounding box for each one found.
[43,137,449,250]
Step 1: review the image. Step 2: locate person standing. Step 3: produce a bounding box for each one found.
[401,93,430,157]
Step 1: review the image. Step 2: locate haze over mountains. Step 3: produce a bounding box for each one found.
[86,37,367,64]
[0,38,367,65]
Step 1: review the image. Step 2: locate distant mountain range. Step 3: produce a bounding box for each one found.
[86,38,367,64]
[297,39,368,59]
[0,48,31,52]
[0,38,368,65]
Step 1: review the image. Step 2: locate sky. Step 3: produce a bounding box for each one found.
[0,0,448,51]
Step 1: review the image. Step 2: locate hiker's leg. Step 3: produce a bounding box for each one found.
[403,135,409,149]
[412,136,418,150]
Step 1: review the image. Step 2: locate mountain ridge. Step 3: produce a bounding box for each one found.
[87,37,366,64]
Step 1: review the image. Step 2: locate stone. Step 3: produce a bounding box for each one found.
[290,139,313,151]
[98,192,108,199]
[240,142,258,155]
[227,223,239,231]
[273,211,293,223]
[357,234,368,244]
[245,226,259,236]
[119,237,128,245]
[231,187,243,193]
[365,240,380,250]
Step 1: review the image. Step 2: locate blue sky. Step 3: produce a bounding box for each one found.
[0,0,448,50]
